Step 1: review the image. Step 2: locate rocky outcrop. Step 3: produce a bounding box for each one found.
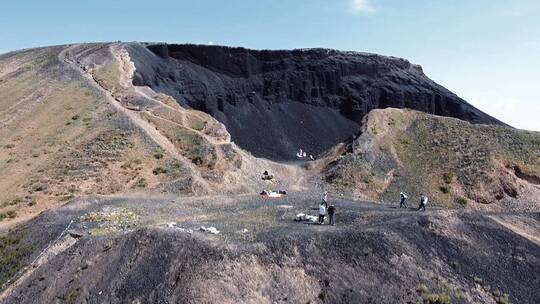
[128,43,501,160]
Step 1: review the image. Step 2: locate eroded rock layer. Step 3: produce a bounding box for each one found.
[129,43,501,160]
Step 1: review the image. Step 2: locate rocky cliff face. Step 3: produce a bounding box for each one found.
[129,43,501,160]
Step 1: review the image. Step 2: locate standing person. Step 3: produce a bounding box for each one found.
[319,202,326,224]
[399,192,408,209]
[328,204,336,225]
[418,194,428,211]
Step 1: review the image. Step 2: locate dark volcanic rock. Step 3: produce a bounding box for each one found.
[4,195,540,304]
[127,43,501,160]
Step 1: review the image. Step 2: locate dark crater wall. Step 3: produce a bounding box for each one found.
[127,43,501,161]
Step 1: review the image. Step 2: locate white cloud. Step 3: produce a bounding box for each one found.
[350,0,376,14]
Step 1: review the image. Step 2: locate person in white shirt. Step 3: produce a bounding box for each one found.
[318,202,326,224]
[418,194,428,211]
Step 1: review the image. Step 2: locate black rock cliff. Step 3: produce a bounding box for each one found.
[128,43,501,160]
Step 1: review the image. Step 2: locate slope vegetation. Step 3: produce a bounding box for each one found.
[324,108,540,209]
[0,43,303,228]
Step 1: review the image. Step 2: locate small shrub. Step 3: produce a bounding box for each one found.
[71,114,80,120]
[495,294,510,304]
[473,276,483,285]
[439,186,450,194]
[7,198,22,206]
[7,210,17,219]
[33,184,47,192]
[416,284,429,294]
[190,118,206,131]
[62,288,81,304]
[0,213,7,221]
[425,293,451,304]
[60,194,75,202]
[31,153,39,158]
[28,200,37,207]
[443,172,455,184]
[153,151,164,159]
[152,167,167,175]
[456,197,467,206]
[133,178,147,188]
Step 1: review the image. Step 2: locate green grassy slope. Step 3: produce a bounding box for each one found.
[324,108,540,208]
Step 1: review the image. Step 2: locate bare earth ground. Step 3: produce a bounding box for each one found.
[1,192,539,303]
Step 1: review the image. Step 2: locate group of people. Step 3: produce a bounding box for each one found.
[318,191,336,225]
[296,149,315,161]
[312,191,428,226]
[316,191,429,226]
[399,192,429,211]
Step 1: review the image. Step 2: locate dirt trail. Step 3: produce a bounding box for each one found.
[111,43,310,192]
[58,44,212,192]
[113,45,230,148]
[488,215,540,245]
[56,43,311,196]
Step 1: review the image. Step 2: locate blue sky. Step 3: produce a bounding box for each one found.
[1,0,539,130]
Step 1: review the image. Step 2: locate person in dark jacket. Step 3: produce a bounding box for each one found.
[399,192,408,209]
[328,204,336,225]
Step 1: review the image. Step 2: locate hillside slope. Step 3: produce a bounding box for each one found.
[0,43,303,228]
[0,42,539,304]
[1,194,539,303]
[323,108,540,209]
[129,43,502,160]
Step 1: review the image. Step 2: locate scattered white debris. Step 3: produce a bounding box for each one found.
[307,216,318,223]
[200,226,220,234]
[241,228,249,233]
[278,205,293,209]
[295,213,318,223]
[164,223,194,234]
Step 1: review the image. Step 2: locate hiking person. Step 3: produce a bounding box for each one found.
[418,194,428,211]
[328,204,336,225]
[399,192,408,208]
[319,202,326,224]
